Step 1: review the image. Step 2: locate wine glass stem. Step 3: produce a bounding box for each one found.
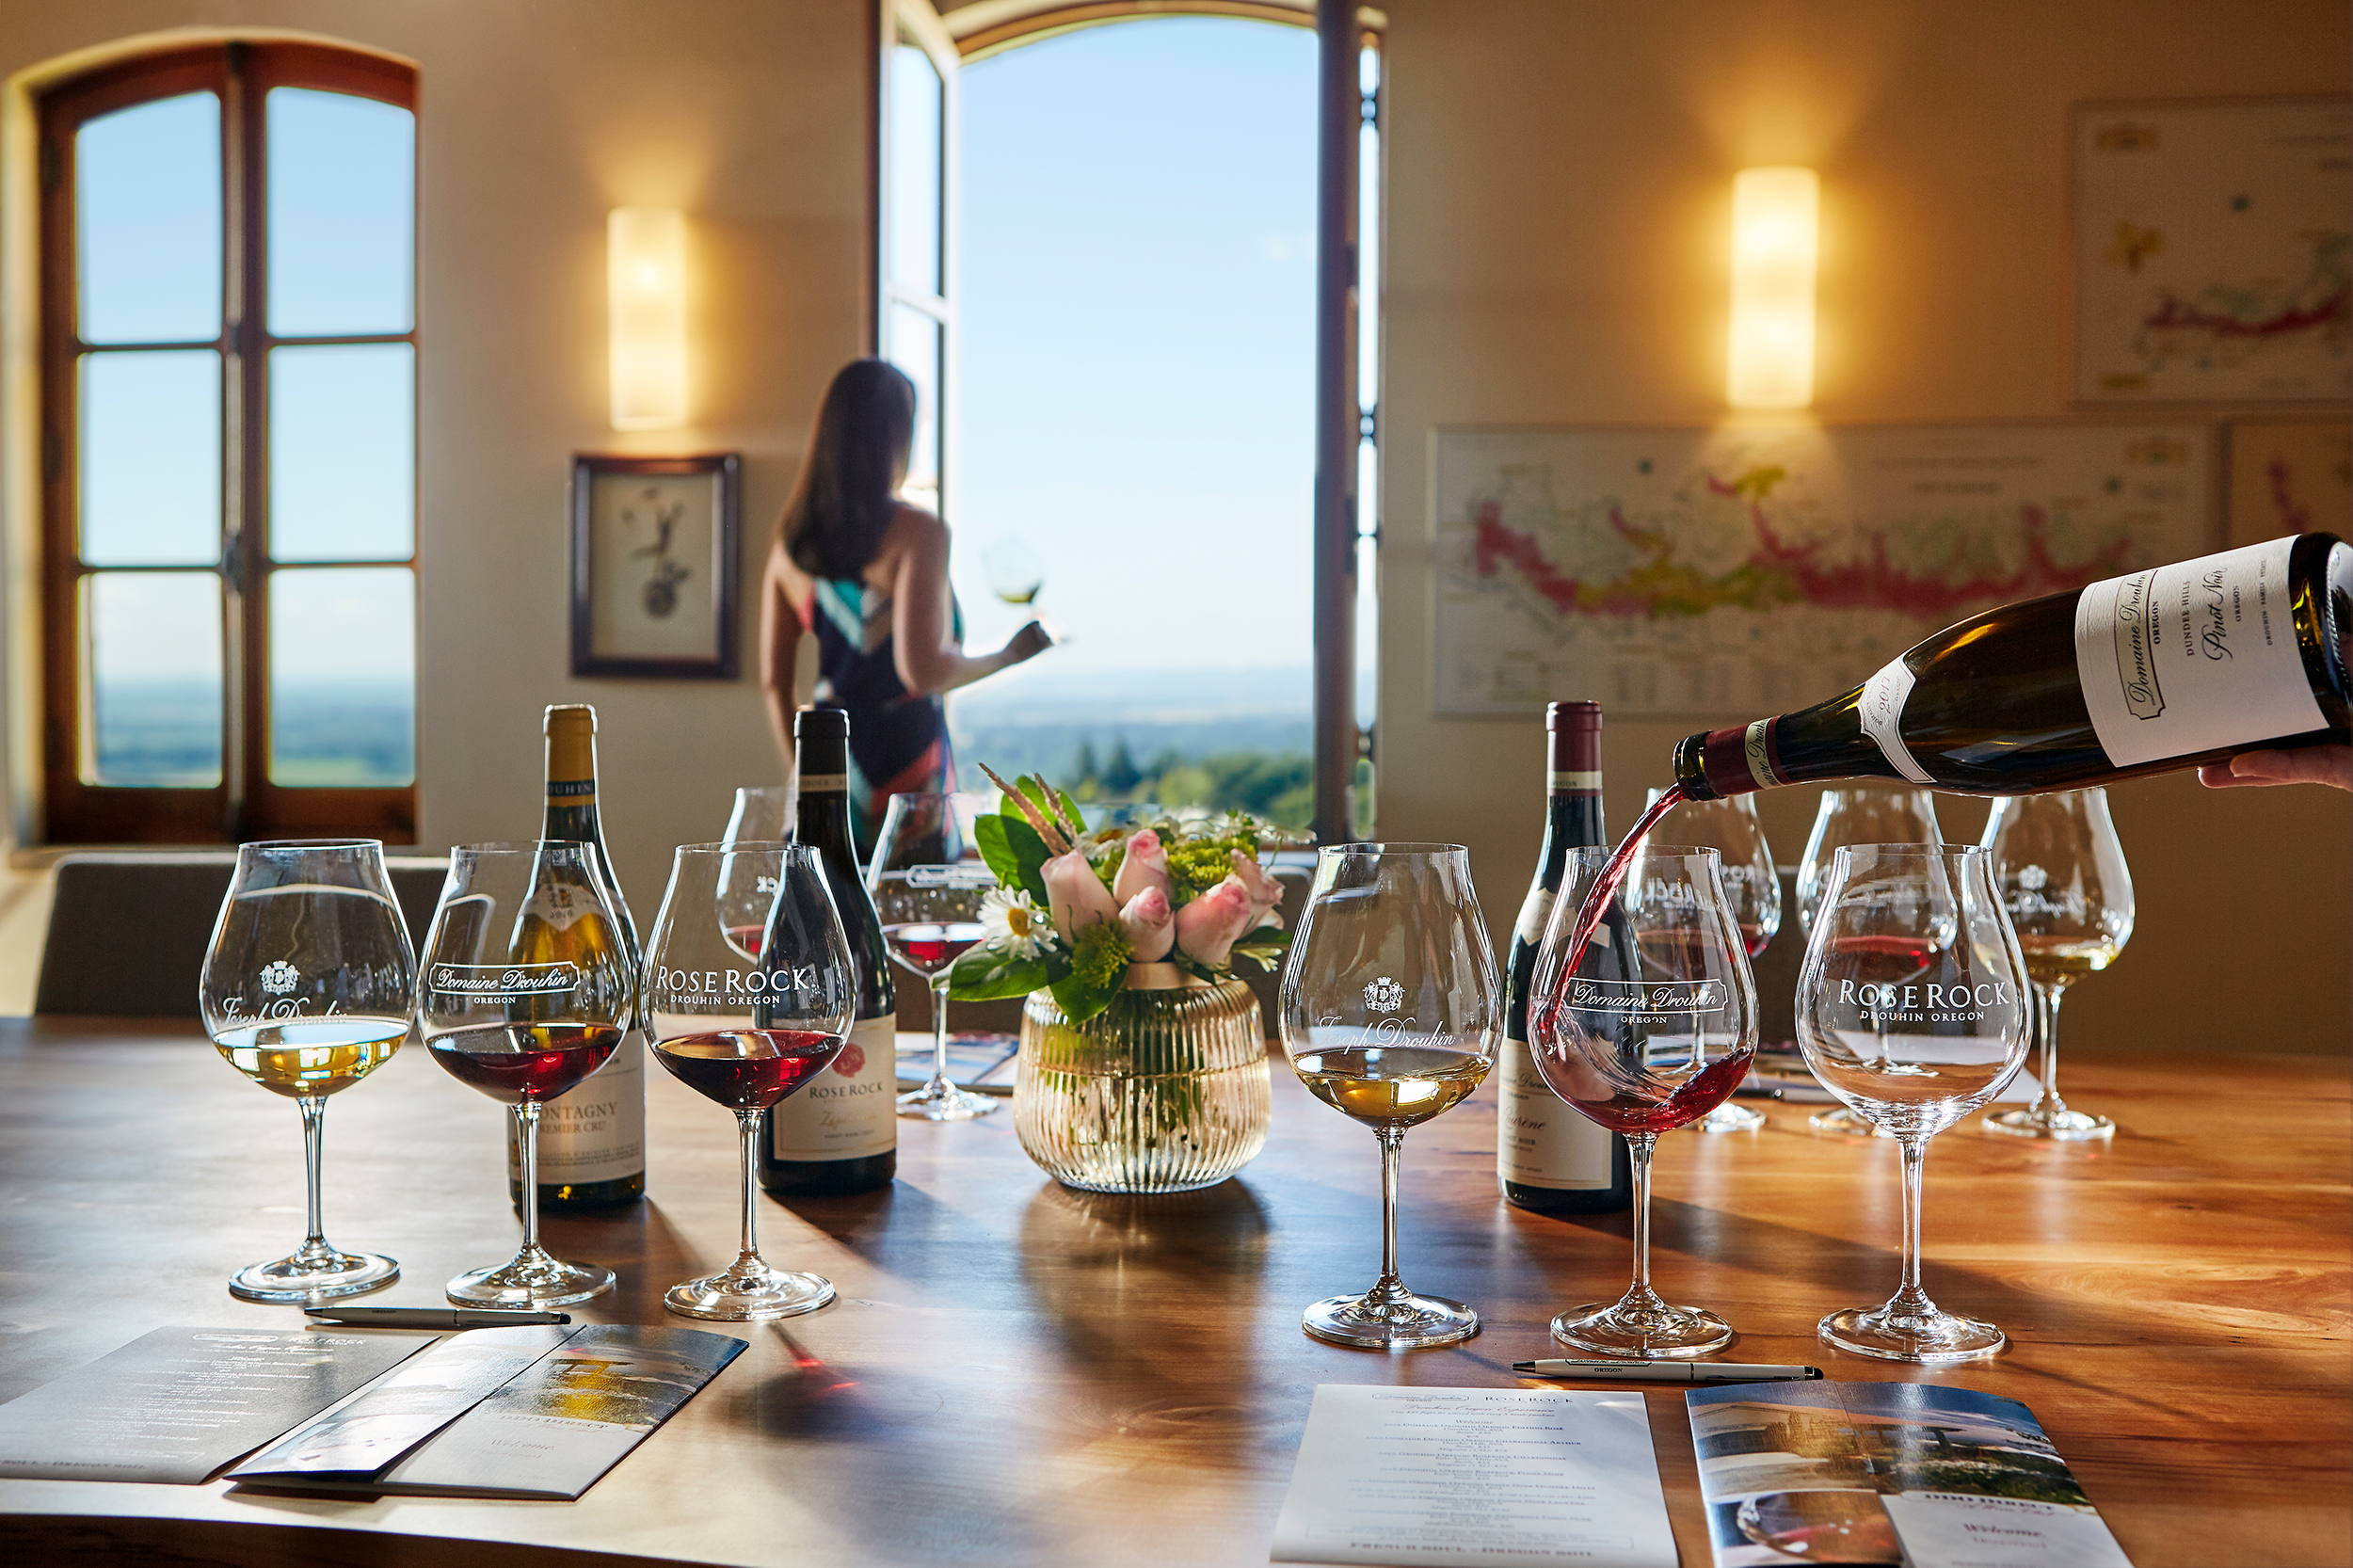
[2033,984,2071,1123]
[1892,1133,1933,1315]
[512,1102,543,1256]
[929,975,954,1092]
[1367,1126,1410,1305]
[735,1109,764,1269]
[296,1096,333,1265]
[1626,1131,1657,1296]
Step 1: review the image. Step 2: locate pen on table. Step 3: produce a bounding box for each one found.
[304,1307,571,1329]
[1513,1360,1820,1384]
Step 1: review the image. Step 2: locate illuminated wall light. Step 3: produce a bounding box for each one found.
[608,208,688,430]
[1727,168,1818,409]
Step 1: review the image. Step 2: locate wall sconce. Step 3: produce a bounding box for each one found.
[1727,168,1817,409]
[608,208,687,430]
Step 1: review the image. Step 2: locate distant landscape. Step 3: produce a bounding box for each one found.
[91,680,414,788]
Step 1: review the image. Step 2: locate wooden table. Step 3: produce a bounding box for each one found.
[0,1018,2345,1567]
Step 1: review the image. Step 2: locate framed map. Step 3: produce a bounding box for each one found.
[1431,424,2211,718]
[2226,418,2351,546]
[2073,98,2350,403]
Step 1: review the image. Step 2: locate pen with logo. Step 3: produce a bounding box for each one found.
[304,1307,572,1329]
[1513,1360,1820,1384]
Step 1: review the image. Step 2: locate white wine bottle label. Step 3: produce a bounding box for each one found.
[1497,1036,1615,1190]
[519,1032,647,1183]
[1858,658,1936,785]
[2074,536,2328,768]
[521,876,597,934]
[771,1013,897,1160]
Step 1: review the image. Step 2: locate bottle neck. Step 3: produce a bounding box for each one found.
[1541,723,1607,859]
[792,735,861,870]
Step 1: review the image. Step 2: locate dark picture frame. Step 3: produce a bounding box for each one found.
[568,452,741,680]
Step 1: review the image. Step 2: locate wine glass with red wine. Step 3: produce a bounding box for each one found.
[1531,844,1757,1357]
[868,792,999,1122]
[645,842,856,1320]
[1645,789,1780,1133]
[418,842,636,1306]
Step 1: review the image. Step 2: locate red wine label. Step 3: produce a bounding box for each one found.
[1859,659,1936,784]
[2074,537,2327,768]
[769,1013,896,1160]
[1497,1037,1616,1190]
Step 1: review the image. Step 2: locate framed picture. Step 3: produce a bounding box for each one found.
[569,453,741,680]
[2226,418,2352,546]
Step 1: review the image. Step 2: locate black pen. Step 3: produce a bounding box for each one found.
[304,1307,572,1329]
[1513,1360,1821,1384]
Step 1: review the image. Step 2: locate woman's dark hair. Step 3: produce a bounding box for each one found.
[776,359,918,579]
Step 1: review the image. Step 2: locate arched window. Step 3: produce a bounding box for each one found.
[38,41,417,844]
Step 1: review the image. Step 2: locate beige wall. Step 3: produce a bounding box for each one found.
[1376,0,2352,1050]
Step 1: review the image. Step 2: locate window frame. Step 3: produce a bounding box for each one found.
[36,40,419,845]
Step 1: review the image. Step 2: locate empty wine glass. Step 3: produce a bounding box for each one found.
[645,843,855,1320]
[1979,789,2134,1141]
[1799,844,2029,1361]
[1646,788,1779,1132]
[200,840,418,1302]
[724,785,796,844]
[718,787,796,958]
[869,792,999,1121]
[1279,843,1501,1349]
[417,843,636,1306]
[1533,845,1756,1357]
[1796,785,1943,1135]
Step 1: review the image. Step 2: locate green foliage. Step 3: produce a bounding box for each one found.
[1049,918,1132,1023]
[947,943,1048,1000]
[1101,738,1142,793]
[1228,931,1290,972]
[974,811,1050,906]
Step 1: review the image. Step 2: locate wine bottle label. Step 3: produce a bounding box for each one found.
[2073,536,2328,768]
[1858,658,1936,785]
[519,1032,648,1184]
[1497,1036,1616,1190]
[1547,771,1603,792]
[795,774,849,794]
[770,1014,898,1160]
[1513,887,1556,948]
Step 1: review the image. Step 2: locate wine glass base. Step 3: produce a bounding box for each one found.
[1809,1106,1896,1138]
[1551,1301,1734,1359]
[898,1081,999,1121]
[1819,1305,2004,1363]
[1982,1106,2114,1141]
[447,1257,614,1308]
[229,1250,399,1304]
[1697,1101,1766,1133]
[664,1268,834,1322]
[1302,1291,1480,1349]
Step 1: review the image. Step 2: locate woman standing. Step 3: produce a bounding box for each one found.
[760,359,1051,840]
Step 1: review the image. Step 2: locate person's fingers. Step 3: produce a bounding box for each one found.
[2197,762,2262,789]
[2217,746,2353,792]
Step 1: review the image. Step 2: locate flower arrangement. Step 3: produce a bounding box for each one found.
[947,767,1299,1024]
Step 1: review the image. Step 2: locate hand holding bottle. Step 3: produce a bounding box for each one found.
[2198,744,2353,792]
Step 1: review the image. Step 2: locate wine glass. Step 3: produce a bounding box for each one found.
[200,840,417,1302]
[1979,789,2134,1141]
[1795,785,1943,1135]
[868,792,999,1121]
[982,536,1045,609]
[1798,844,2030,1361]
[1279,843,1501,1348]
[719,786,796,958]
[645,842,855,1320]
[417,843,636,1306]
[724,785,795,843]
[1532,844,1756,1356]
[1646,788,1779,1133]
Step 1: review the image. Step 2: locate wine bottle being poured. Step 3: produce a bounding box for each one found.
[1674,534,2351,800]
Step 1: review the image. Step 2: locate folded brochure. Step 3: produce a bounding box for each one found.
[1688,1381,2131,1568]
[231,1323,744,1500]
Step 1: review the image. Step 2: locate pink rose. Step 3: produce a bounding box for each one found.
[1044,850,1121,943]
[1228,850,1286,931]
[1113,829,1170,906]
[1174,876,1256,967]
[1119,887,1175,962]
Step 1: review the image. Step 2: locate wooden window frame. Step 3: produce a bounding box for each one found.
[37,40,418,845]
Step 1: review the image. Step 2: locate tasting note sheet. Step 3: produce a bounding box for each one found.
[1271,1384,1678,1568]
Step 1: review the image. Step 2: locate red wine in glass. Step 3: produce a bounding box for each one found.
[1558,1046,1756,1134]
[727,925,765,957]
[427,1024,622,1102]
[883,920,985,976]
[1559,782,1688,974]
[652,1030,844,1112]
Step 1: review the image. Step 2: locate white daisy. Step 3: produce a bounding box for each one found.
[979,887,1049,958]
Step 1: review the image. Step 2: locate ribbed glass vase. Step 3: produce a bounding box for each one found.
[1014,969,1273,1193]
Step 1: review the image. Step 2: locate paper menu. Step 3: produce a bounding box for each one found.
[1686,1382,2131,1568]
[1271,1384,1678,1568]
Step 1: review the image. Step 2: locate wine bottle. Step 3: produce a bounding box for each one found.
[1498,700,1634,1214]
[1676,533,2352,801]
[510,704,648,1213]
[756,708,898,1197]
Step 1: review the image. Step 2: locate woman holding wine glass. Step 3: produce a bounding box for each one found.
[759,359,1053,845]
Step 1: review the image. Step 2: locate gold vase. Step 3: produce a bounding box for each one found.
[1014,965,1272,1193]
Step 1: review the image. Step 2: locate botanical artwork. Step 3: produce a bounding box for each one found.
[1431,424,2209,718]
[2227,418,2352,546]
[587,472,716,659]
[2074,98,2351,402]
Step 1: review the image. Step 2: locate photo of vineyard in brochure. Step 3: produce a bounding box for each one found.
[1687,1382,2130,1567]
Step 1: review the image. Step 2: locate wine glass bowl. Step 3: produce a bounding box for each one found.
[1279,843,1501,1349]
[1645,789,1779,1133]
[1532,844,1756,1357]
[200,839,418,1303]
[1798,843,2030,1361]
[869,792,1000,1122]
[417,843,636,1307]
[646,842,856,1321]
[982,536,1046,607]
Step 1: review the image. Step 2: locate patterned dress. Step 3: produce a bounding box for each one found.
[803,575,957,846]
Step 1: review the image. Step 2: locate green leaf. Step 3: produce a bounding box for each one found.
[1228,933,1290,973]
[946,943,1049,1001]
[1049,965,1122,1025]
[1052,786,1086,837]
[976,811,1051,905]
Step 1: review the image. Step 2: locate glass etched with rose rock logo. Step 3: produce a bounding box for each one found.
[1798,844,2030,1361]
[1279,843,1501,1349]
[200,839,418,1302]
[646,842,855,1320]
[418,843,636,1307]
